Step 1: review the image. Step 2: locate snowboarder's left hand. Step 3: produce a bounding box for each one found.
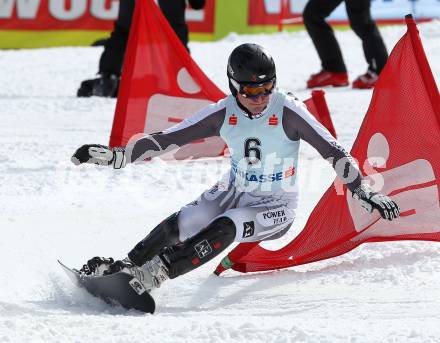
[71,144,127,169]
[352,184,400,221]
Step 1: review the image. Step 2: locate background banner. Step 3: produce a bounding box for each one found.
[1,0,438,48]
[250,0,440,26]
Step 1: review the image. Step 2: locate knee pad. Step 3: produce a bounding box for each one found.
[160,217,236,279]
[128,212,180,266]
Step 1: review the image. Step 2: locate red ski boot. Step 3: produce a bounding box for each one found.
[306,70,349,88]
[352,70,378,89]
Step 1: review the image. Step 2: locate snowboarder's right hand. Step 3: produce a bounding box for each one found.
[71,144,127,169]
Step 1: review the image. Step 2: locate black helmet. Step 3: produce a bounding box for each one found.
[227,43,276,96]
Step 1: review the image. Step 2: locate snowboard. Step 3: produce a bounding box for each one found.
[58,260,156,314]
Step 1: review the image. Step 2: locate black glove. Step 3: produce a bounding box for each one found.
[71,144,127,169]
[352,184,400,221]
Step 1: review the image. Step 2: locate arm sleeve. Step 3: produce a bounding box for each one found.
[282,97,363,192]
[126,101,226,163]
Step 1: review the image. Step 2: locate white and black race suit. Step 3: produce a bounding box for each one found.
[127,89,362,242]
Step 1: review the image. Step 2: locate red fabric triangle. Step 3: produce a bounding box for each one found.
[109,0,225,159]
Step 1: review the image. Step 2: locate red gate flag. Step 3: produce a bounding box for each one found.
[215,15,440,275]
[109,0,337,159]
[109,0,225,160]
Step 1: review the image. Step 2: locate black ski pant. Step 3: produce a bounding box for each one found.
[303,0,388,74]
[98,0,134,76]
[98,0,193,77]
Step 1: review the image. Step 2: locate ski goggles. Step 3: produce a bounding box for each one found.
[230,78,275,98]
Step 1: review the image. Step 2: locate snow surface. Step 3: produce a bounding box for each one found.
[1,22,440,343]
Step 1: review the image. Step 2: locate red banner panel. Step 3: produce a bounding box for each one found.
[248,0,302,26]
[0,0,116,30]
[0,0,215,33]
[187,0,215,33]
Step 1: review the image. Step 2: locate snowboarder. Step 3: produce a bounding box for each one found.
[72,43,399,291]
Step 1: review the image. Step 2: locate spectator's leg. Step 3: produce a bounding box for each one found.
[303,0,346,72]
[158,0,189,51]
[99,0,135,76]
[346,0,388,74]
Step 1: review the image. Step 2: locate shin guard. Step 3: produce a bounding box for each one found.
[128,212,180,266]
[160,217,236,279]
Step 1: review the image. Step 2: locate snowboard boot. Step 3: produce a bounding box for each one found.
[105,256,169,291]
[352,70,379,89]
[306,70,349,88]
[79,257,114,276]
[77,73,119,98]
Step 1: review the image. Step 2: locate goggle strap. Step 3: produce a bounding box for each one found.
[230,78,241,93]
